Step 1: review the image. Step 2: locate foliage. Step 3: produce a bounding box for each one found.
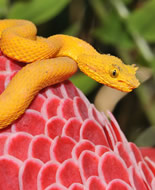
[0,0,155,146]
[8,0,71,24]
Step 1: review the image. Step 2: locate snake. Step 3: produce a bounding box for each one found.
[0,19,140,129]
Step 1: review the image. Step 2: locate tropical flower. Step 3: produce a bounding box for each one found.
[0,53,154,190]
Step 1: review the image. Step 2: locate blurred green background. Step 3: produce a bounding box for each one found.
[0,0,155,146]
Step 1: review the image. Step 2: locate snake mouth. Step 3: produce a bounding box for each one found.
[117,78,140,92]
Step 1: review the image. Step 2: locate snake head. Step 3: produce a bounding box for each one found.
[77,54,140,92]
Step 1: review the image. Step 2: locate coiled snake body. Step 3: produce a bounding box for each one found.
[0,19,139,128]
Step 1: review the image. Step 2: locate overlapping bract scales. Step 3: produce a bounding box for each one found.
[0,52,155,190]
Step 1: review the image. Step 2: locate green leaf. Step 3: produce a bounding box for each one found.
[63,22,81,36]
[70,72,98,95]
[94,11,133,49]
[134,127,155,147]
[149,58,155,74]
[127,0,155,42]
[123,0,132,4]
[8,0,70,24]
[0,0,8,17]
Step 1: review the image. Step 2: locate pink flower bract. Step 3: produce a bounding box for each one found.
[0,53,155,190]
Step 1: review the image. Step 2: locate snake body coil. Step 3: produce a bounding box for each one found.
[0,19,140,128]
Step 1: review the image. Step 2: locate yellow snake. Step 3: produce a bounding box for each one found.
[0,19,140,129]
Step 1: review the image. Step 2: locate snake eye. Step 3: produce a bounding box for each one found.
[109,68,119,78]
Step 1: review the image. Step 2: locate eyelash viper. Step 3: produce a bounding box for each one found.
[0,19,140,129]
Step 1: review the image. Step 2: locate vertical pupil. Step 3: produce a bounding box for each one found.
[113,70,116,76]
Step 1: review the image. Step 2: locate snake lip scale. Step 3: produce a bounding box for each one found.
[0,19,140,129]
